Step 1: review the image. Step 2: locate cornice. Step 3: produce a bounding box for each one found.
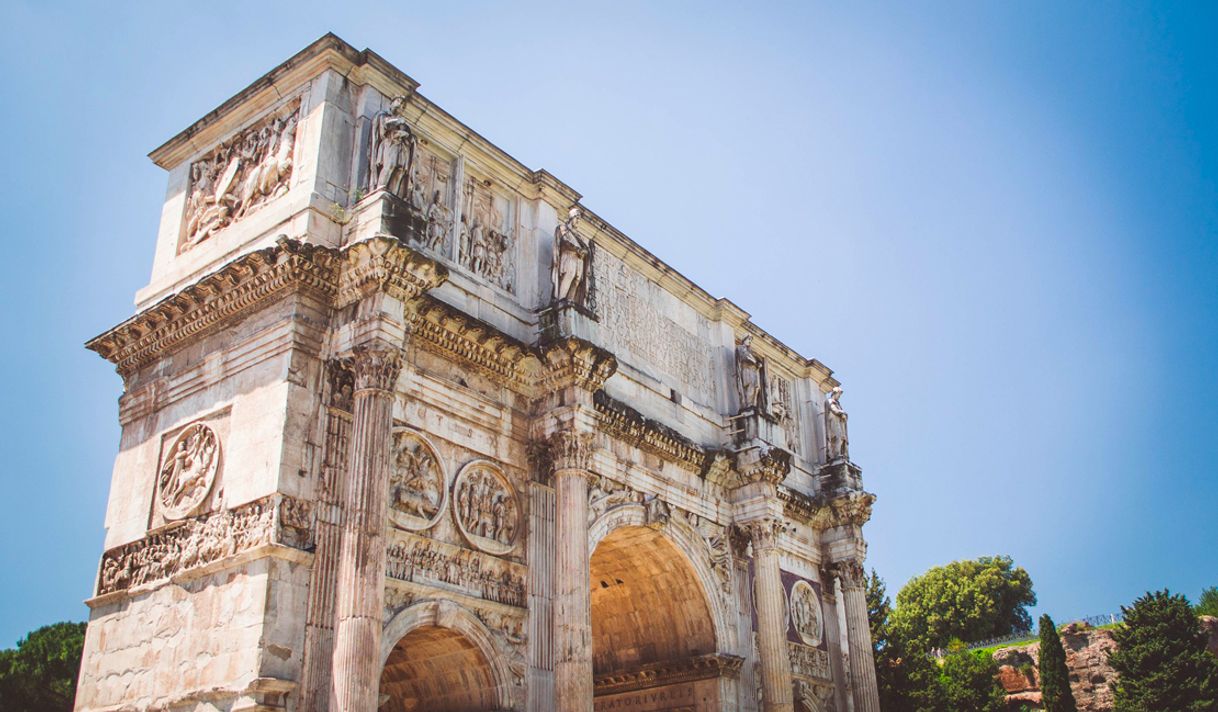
[593,391,710,474]
[87,239,339,377]
[593,653,743,696]
[780,486,876,531]
[407,296,537,392]
[87,237,446,379]
[538,337,617,393]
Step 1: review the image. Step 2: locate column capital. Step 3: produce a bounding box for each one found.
[348,344,402,393]
[828,559,867,591]
[545,430,598,479]
[539,337,617,394]
[739,517,789,553]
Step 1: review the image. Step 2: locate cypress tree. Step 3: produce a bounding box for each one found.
[1038,614,1077,712]
[1110,589,1218,711]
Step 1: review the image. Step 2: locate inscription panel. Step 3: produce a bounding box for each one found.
[593,252,717,405]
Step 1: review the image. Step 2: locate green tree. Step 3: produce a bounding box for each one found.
[0,621,87,711]
[1110,590,1218,711]
[1197,587,1218,618]
[938,641,1006,712]
[1038,614,1078,712]
[890,555,1036,651]
[866,569,947,712]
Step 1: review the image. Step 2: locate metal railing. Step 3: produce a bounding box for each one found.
[927,612,1125,658]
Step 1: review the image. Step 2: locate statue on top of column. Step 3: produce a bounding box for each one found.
[368,95,415,199]
[552,206,589,304]
[825,386,849,461]
[735,335,762,413]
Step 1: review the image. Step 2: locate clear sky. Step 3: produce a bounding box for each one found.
[1,2,1215,647]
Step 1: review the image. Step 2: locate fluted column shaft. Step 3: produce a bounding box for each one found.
[749,520,794,712]
[837,561,881,712]
[549,431,596,712]
[330,346,401,712]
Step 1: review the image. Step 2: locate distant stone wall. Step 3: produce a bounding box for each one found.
[991,623,1118,711]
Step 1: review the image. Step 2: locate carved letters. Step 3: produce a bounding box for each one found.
[157,422,221,520]
[182,99,301,250]
[452,462,520,555]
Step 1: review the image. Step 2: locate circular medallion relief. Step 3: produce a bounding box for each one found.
[451,461,520,555]
[158,422,221,520]
[388,430,447,531]
[790,580,823,646]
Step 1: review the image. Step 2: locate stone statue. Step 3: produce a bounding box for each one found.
[825,386,849,461]
[368,95,415,198]
[552,207,589,304]
[735,335,762,412]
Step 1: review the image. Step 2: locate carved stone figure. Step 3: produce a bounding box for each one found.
[368,96,415,198]
[790,581,823,647]
[424,190,450,251]
[825,386,849,461]
[736,335,763,412]
[157,422,221,520]
[552,207,589,304]
[452,462,519,555]
[182,100,300,249]
[387,431,446,531]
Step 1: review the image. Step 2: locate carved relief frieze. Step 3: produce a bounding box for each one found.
[789,641,832,682]
[790,580,824,647]
[182,98,301,250]
[388,429,447,532]
[156,422,221,520]
[767,372,800,454]
[458,175,516,293]
[97,494,312,597]
[384,531,526,608]
[451,461,520,555]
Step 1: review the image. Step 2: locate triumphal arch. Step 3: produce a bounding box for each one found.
[79,34,880,712]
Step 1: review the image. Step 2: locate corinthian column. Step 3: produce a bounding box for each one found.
[549,430,597,712]
[834,559,880,712]
[733,445,794,712]
[329,345,401,712]
[746,519,795,712]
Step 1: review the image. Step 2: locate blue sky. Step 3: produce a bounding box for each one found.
[1,2,1215,647]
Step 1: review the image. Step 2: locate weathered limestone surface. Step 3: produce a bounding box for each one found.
[79,33,880,712]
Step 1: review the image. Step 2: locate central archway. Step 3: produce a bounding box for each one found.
[590,523,728,710]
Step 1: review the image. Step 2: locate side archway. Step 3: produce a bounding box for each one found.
[379,599,514,711]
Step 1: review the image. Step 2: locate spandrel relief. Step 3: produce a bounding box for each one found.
[458,177,516,293]
[157,422,221,520]
[452,461,520,555]
[388,429,447,531]
[181,98,301,251]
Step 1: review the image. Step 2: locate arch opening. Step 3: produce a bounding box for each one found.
[590,524,729,710]
[378,625,499,712]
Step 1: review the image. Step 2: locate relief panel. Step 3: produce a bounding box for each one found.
[388,428,447,532]
[457,173,516,293]
[180,97,302,251]
[452,460,520,556]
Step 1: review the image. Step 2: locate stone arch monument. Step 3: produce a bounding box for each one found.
[78,34,880,712]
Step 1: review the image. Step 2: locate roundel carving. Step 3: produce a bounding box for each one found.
[790,580,823,646]
[451,461,519,555]
[158,422,221,520]
[388,429,447,532]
